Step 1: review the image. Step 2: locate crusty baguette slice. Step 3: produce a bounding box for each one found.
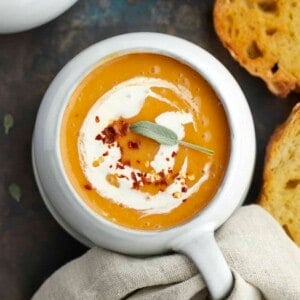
[258,103,300,245]
[214,0,300,98]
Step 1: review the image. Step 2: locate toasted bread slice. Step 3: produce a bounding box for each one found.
[258,103,300,245]
[214,0,300,98]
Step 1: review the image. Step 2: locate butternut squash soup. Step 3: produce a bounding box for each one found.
[60,53,230,230]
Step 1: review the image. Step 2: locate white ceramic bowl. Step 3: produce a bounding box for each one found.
[32,33,256,299]
[0,0,77,34]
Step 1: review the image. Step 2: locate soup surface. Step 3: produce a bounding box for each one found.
[60,53,230,230]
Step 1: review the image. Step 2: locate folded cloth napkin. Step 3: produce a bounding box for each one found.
[33,205,300,300]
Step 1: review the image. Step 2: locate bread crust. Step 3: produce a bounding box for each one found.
[258,103,300,245]
[214,0,300,98]
[261,104,299,194]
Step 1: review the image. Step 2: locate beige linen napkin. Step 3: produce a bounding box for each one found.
[33,205,300,300]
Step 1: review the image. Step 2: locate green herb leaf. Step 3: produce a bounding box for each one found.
[8,183,22,202]
[130,121,178,146]
[3,113,14,135]
[130,121,214,155]
[178,140,214,155]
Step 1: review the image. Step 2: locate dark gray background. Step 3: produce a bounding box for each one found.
[0,1,298,299]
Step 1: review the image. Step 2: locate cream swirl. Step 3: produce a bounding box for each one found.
[78,77,210,214]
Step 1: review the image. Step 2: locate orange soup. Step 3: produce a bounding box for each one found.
[60,53,230,230]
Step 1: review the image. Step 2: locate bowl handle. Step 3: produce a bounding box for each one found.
[173,231,233,300]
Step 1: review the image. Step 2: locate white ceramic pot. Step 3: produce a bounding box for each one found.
[32,33,256,299]
[0,0,78,34]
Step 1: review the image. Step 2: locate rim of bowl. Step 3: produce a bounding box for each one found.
[0,0,78,34]
[40,32,256,238]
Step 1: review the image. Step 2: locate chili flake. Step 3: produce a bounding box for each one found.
[128,140,140,149]
[84,184,92,190]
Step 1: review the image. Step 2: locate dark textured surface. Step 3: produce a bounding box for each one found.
[0,1,298,299]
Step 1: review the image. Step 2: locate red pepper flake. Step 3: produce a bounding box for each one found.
[128,140,141,149]
[102,126,117,144]
[109,165,112,168]
[136,160,141,164]
[159,179,168,186]
[137,172,142,177]
[172,172,179,179]
[171,151,177,158]
[181,186,188,193]
[123,160,131,166]
[132,181,140,189]
[131,171,140,189]
[95,116,100,123]
[118,174,129,180]
[103,151,109,156]
[182,199,187,203]
[157,172,167,186]
[112,119,129,136]
[95,134,102,140]
[158,171,166,179]
[84,183,92,190]
[116,163,125,170]
[166,157,170,161]
[131,171,137,181]
[141,175,149,185]
[95,120,129,144]
[158,171,164,176]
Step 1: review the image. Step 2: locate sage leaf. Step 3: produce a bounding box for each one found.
[130,121,214,155]
[130,121,178,146]
[3,113,14,135]
[178,140,214,155]
[8,183,22,202]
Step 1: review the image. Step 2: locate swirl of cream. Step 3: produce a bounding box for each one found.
[78,77,210,214]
